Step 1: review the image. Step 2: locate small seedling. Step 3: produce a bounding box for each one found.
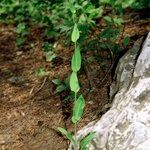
[15,23,29,47]
[43,42,56,62]
[52,78,68,94]
[35,68,49,77]
[123,36,130,46]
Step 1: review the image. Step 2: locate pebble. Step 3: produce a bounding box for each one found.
[8,76,25,84]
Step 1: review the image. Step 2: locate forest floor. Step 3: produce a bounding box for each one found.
[0,10,149,150]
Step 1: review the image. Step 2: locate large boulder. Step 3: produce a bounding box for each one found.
[70,33,150,150]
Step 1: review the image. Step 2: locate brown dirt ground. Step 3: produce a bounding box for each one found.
[0,14,149,150]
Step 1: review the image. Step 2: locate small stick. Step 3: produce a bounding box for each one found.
[32,77,47,96]
[29,85,35,96]
[12,77,48,107]
[29,77,48,104]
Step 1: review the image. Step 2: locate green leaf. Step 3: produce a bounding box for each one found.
[79,14,86,24]
[80,132,95,150]
[113,17,123,26]
[57,127,76,145]
[35,68,48,77]
[72,95,85,123]
[121,0,136,8]
[70,72,80,93]
[71,24,80,43]
[99,27,120,39]
[69,2,76,14]
[43,42,54,52]
[55,85,66,93]
[16,37,25,47]
[103,16,112,23]
[71,47,81,72]
[64,76,70,87]
[123,36,130,46]
[100,0,111,4]
[45,51,56,62]
[52,79,62,85]
[16,23,26,34]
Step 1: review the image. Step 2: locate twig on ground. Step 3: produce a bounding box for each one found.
[29,76,48,104]
[29,85,35,96]
[6,77,48,107]
[31,77,47,97]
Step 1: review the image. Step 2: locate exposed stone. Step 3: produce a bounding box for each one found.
[8,76,25,84]
[69,33,150,150]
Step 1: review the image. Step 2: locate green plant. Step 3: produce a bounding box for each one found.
[52,78,69,94]
[0,0,56,47]
[52,77,75,103]
[57,1,95,149]
[35,67,48,77]
[42,42,56,62]
[131,0,150,9]
[50,0,103,44]
[15,22,29,47]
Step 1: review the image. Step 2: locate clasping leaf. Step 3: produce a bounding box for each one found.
[71,47,81,72]
[70,72,80,93]
[57,127,76,145]
[72,95,85,123]
[80,132,95,150]
[71,24,80,43]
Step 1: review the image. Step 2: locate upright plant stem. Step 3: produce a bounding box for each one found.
[74,92,78,150]
[75,41,77,50]
[72,3,78,148]
[74,41,77,149]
